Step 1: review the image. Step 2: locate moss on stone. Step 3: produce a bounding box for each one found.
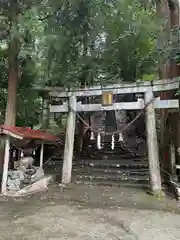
[147,189,165,199]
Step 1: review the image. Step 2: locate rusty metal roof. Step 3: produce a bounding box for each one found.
[0,125,59,141]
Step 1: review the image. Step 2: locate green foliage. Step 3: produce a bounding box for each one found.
[16,58,42,127]
[39,0,159,87]
[170,27,180,65]
[40,0,103,87]
[0,0,163,127]
[100,0,158,82]
[0,1,43,127]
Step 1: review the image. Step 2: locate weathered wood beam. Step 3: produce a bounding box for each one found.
[1,137,10,194]
[42,97,50,129]
[40,142,44,168]
[154,99,179,108]
[61,95,76,185]
[33,78,180,97]
[50,102,69,113]
[170,141,176,175]
[145,89,162,194]
[50,101,143,113]
[47,78,179,98]
[49,99,179,113]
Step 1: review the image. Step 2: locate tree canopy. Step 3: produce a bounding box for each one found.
[0,0,177,127]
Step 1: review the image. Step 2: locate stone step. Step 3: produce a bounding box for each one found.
[45,161,149,171]
[50,156,146,163]
[83,155,145,161]
[96,149,133,154]
[73,167,149,177]
[74,173,149,186]
[81,160,148,169]
[74,179,149,189]
[74,173,149,182]
[50,156,63,161]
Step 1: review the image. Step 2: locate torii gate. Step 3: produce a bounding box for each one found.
[34,0,180,196]
[48,78,180,196]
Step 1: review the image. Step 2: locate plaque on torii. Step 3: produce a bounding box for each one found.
[101,92,113,106]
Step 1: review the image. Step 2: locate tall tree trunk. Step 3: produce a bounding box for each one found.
[169,0,180,166]
[157,0,180,169]
[169,0,180,78]
[156,0,171,167]
[5,1,19,126]
[75,38,89,160]
[156,0,171,79]
[0,38,19,170]
[5,39,19,126]
[0,2,19,170]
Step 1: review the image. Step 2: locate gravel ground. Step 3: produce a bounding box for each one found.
[0,184,180,240]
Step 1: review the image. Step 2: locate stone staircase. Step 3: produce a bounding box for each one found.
[72,140,149,188]
[44,138,150,188]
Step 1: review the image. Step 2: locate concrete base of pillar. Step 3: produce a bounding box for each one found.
[147,189,165,198]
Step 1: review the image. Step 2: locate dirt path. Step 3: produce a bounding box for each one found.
[0,184,179,240]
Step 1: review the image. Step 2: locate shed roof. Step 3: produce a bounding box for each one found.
[0,125,59,141]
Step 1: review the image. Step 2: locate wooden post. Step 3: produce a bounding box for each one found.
[145,89,162,194]
[62,95,76,185]
[170,141,176,175]
[1,137,10,194]
[42,96,49,129]
[40,142,44,168]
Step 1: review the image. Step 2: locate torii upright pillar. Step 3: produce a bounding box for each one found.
[62,95,76,185]
[145,89,162,195]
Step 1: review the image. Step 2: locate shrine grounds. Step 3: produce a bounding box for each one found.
[0,184,180,240]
